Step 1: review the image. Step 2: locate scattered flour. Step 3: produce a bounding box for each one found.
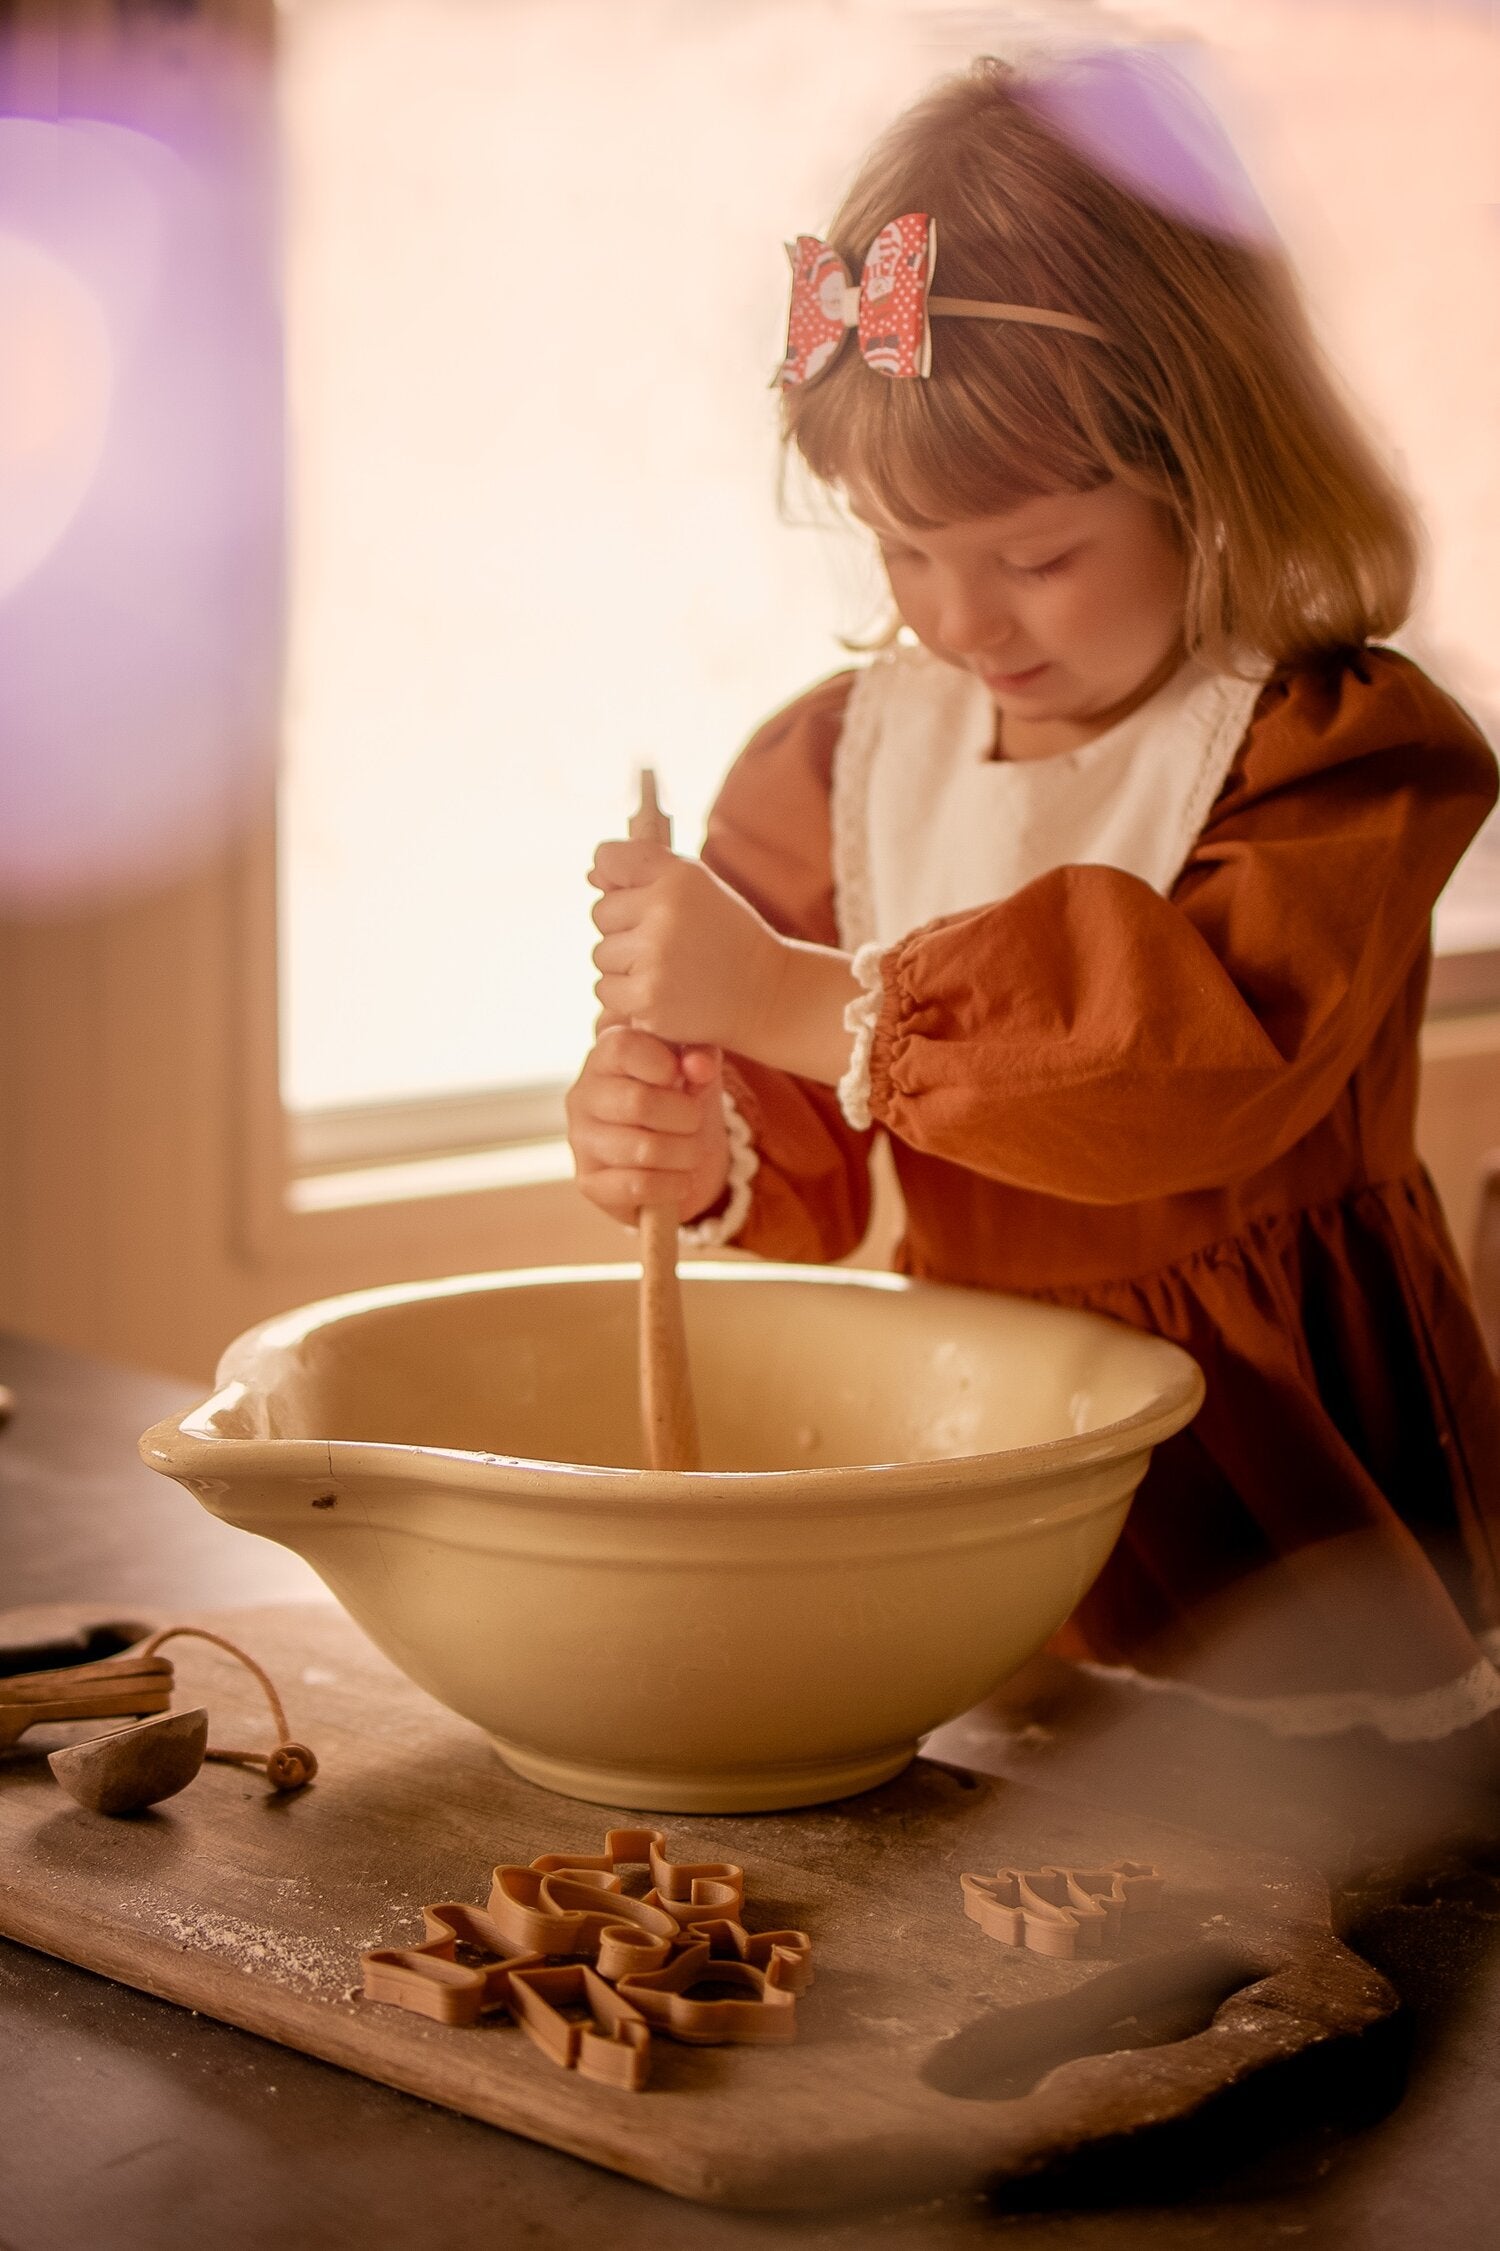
[144,1899,378,1996]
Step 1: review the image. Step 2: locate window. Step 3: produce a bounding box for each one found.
[279,0,1499,1147]
[3,1,1496,1384]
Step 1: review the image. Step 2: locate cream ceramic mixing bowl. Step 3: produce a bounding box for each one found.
[141,1263,1202,1812]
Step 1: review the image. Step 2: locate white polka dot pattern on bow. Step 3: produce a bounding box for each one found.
[777,212,934,386]
[855,213,934,378]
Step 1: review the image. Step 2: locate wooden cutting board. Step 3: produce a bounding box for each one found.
[0,1602,1396,2212]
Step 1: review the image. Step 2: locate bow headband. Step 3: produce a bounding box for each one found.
[777,212,1109,387]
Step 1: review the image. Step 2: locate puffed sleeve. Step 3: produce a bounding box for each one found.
[694,672,877,1262]
[857,651,1498,1204]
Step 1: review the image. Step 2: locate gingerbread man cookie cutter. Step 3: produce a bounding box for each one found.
[961,1859,1164,1960]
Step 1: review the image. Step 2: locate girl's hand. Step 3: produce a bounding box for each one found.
[565,1023,730,1226]
[589,839,784,1052]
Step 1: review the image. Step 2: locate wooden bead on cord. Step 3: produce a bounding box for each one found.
[140,1625,318,1791]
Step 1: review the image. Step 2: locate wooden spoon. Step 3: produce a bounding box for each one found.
[628,770,701,1472]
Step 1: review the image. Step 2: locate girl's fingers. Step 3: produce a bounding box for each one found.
[588,1024,682,1084]
[593,971,638,1021]
[577,1125,701,1175]
[589,838,671,892]
[576,1167,715,1224]
[568,1022,729,1227]
[581,1074,703,1134]
[591,933,637,976]
[591,889,645,935]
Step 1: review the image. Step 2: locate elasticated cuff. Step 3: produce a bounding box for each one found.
[836,940,890,1130]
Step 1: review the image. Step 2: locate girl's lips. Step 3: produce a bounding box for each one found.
[980,662,1050,692]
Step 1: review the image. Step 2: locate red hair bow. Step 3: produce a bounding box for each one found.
[776,211,1109,387]
[779,213,935,387]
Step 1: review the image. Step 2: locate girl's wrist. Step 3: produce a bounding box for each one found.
[739,938,861,1085]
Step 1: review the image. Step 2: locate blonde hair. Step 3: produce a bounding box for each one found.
[783,59,1419,669]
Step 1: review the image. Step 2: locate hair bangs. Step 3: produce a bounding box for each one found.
[787,324,1110,529]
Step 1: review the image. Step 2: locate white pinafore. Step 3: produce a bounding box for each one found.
[688,644,1266,1236]
[832,645,1266,1128]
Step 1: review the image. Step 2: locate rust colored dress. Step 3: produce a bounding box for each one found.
[696,647,1500,1741]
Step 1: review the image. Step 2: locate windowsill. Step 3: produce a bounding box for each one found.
[290,1001,1500,1216]
[1429,947,1500,1016]
[290,1137,574,1213]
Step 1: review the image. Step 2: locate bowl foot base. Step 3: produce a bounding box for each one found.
[487,1737,916,1813]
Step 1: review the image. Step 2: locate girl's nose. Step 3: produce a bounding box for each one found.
[936,577,1011,657]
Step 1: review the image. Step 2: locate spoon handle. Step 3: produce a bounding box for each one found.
[628,771,701,1472]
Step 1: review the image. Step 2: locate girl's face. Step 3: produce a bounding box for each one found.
[851,480,1189,758]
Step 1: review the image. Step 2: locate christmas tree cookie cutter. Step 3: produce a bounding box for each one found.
[961,1860,1164,1960]
[505,1963,653,2091]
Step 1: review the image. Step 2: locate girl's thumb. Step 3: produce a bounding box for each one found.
[679,1044,722,1087]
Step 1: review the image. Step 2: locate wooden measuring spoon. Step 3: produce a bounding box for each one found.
[44,1627,317,1815]
[628,770,701,1473]
[49,1707,208,1814]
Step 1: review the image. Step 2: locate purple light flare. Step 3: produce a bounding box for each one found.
[0,103,279,915]
[1018,46,1275,247]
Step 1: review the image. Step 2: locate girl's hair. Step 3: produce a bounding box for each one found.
[783,59,1418,668]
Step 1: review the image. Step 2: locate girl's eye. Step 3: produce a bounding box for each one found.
[1015,551,1074,580]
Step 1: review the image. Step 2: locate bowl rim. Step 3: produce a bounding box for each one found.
[139,1263,1205,1512]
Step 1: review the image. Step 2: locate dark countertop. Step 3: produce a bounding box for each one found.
[2,1326,1499,2251]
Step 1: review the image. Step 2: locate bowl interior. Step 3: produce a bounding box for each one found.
[225,1268,1193,1474]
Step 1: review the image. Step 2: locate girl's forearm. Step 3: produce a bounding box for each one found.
[740,940,862,1086]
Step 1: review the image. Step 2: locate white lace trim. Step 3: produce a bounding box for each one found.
[1170,668,1269,873]
[837,940,887,1131]
[678,1088,759,1249]
[1078,1651,1500,1744]
[829,655,890,952]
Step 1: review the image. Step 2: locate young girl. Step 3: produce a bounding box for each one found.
[566,57,1500,1750]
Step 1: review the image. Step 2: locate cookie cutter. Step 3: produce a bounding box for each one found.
[364,1827,812,2079]
[528,1827,745,1927]
[506,1963,652,2091]
[685,1914,814,1994]
[961,1860,1164,1960]
[486,1866,681,1978]
[0,1652,174,1752]
[616,1939,798,2045]
[361,1901,545,2027]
